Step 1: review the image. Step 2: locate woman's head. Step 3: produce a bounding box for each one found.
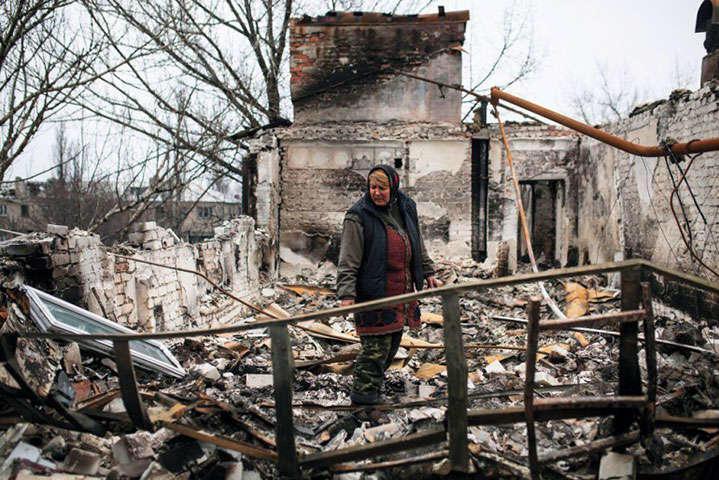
[368,169,390,206]
[367,165,400,207]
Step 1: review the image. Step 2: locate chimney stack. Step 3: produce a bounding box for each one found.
[696,0,719,84]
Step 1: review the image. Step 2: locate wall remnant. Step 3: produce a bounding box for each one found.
[290,11,467,124]
[0,217,260,331]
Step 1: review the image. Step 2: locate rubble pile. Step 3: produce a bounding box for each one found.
[1,258,719,479]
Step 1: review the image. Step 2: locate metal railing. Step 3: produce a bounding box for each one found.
[6,258,719,478]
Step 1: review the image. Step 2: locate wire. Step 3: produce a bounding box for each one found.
[662,154,693,248]
[638,157,680,264]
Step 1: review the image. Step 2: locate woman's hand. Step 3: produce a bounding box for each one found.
[426,276,442,289]
[340,298,355,307]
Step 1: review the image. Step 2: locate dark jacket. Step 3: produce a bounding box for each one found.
[345,191,425,333]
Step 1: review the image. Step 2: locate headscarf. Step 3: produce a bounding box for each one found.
[367,164,400,206]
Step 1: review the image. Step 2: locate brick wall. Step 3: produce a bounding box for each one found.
[290,11,467,124]
[578,83,719,278]
[1,218,260,331]
[264,123,471,264]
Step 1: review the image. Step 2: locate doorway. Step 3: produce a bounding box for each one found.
[517,180,564,266]
[471,138,489,262]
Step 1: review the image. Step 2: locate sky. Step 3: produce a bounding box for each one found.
[6,0,709,181]
[428,0,706,118]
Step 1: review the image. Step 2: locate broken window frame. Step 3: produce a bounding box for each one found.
[24,286,186,378]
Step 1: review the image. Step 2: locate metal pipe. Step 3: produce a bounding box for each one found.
[490,87,719,157]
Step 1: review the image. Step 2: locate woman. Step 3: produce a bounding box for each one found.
[337,165,439,405]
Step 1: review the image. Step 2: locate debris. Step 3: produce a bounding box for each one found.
[565,282,589,318]
[485,360,506,374]
[191,363,221,381]
[533,372,559,386]
[1,442,55,473]
[62,342,83,376]
[62,448,101,475]
[245,373,274,389]
[421,311,443,325]
[574,332,590,347]
[139,461,176,480]
[414,363,446,380]
[112,433,155,478]
[278,284,334,297]
[363,422,400,442]
[598,452,636,480]
[157,436,205,474]
[419,384,436,398]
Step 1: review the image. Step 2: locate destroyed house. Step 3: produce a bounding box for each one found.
[246,9,581,277]
[2,4,719,480]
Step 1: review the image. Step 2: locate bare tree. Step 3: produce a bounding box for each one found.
[568,63,644,126]
[0,0,111,181]
[461,0,538,122]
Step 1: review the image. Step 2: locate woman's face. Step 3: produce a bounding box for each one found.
[369,178,390,206]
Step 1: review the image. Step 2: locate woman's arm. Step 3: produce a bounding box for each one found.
[336,213,364,303]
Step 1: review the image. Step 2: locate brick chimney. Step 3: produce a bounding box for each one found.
[696,0,719,84]
[289,9,469,124]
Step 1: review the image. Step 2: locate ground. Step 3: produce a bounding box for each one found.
[2,258,717,479]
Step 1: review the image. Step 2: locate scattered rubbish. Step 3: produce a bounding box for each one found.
[246,373,274,389]
[1,261,717,479]
[598,452,636,480]
[414,363,446,380]
[191,363,221,381]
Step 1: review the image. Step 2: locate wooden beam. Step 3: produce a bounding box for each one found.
[640,282,657,439]
[442,292,469,472]
[468,396,648,426]
[539,309,645,331]
[299,428,446,469]
[524,297,541,479]
[615,268,642,436]
[113,340,152,431]
[270,324,300,479]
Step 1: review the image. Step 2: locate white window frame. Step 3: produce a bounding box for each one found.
[24,286,185,378]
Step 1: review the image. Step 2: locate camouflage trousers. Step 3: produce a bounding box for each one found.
[352,330,403,396]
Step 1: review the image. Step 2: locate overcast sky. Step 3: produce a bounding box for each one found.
[430,0,706,116]
[7,0,708,181]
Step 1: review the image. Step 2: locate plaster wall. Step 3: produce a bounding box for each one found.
[275,127,471,264]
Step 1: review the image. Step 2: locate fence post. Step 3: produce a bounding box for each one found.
[524,297,541,479]
[616,268,642,436]
[270,324,300,479]
[442,292,469,472]
[640,282,658,439]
